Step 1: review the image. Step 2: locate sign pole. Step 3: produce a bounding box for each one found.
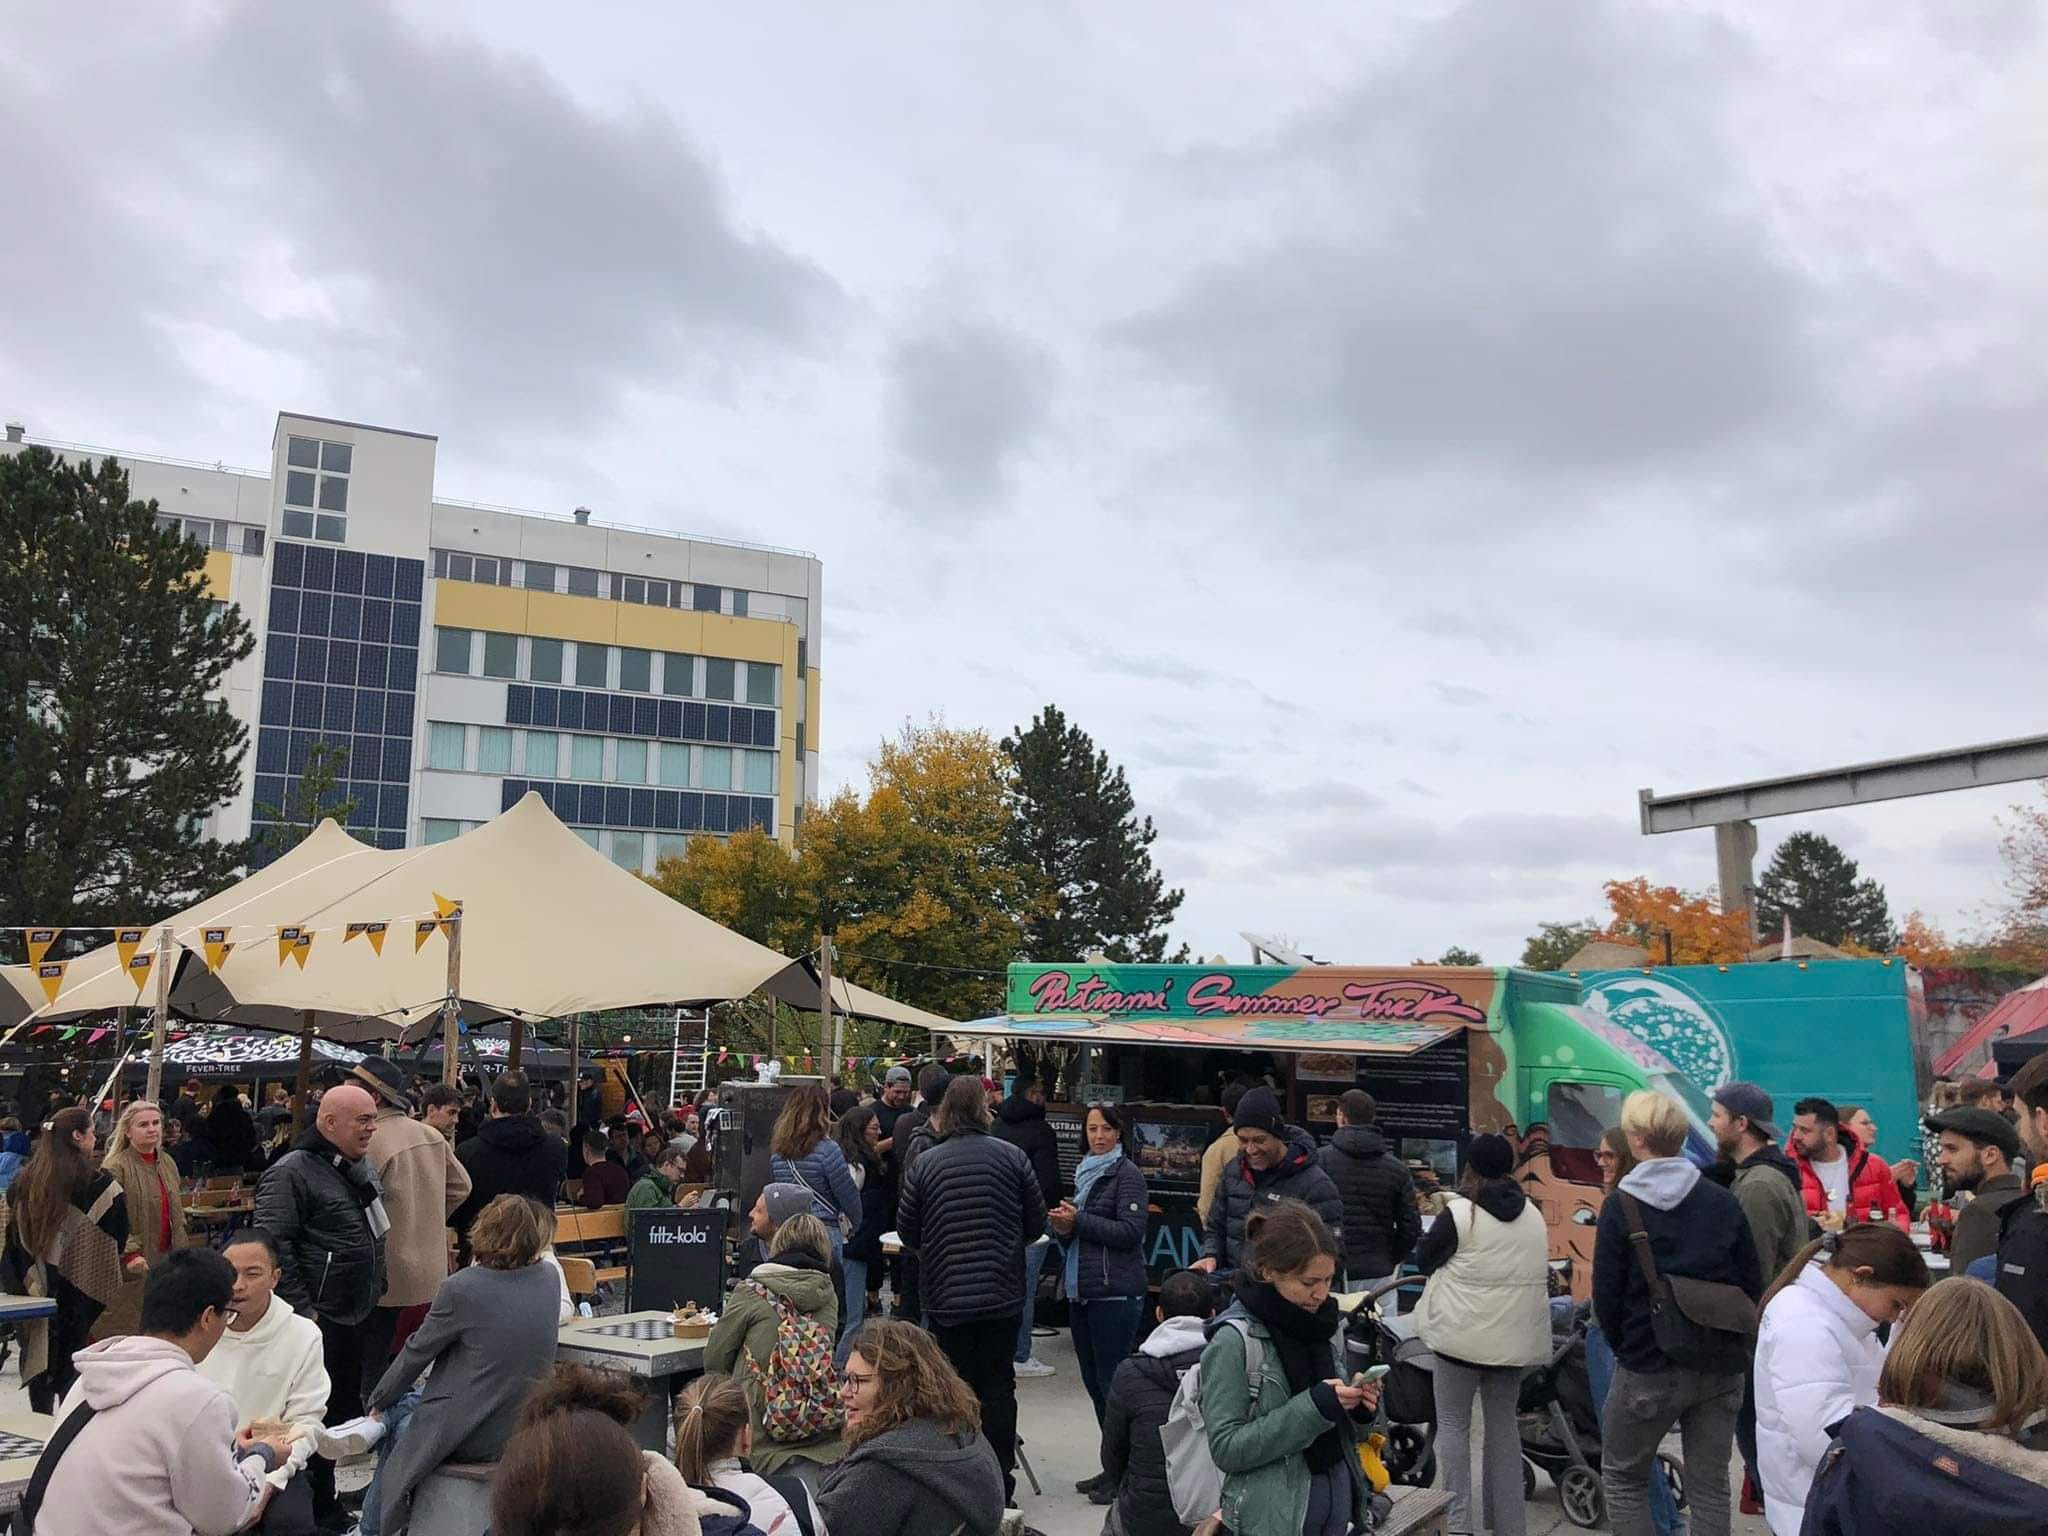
[144,925,172,1104]
[820,933,840,1079]
[440,902,464,1087]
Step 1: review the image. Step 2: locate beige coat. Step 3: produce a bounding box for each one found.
[368,1106,472,1308]
[93,1148,188,1339]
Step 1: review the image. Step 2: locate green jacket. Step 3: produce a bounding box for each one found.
[1731,1151,1810,1284]
[1197,1307,1370,1536]
[625,1170,675,1210]
[704,1258,845,1474]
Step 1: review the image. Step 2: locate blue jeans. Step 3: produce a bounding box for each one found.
[1585,1324,1684,1536]
[838,1256,869,1366]
[1070,1296,1145,1424]
[358,1388,421,1536]
[1015,1238,1052,1362]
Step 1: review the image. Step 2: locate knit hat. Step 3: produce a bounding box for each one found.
[885,1065,913,1086]
[1468,1133,1515,1180]
[760,1182,811,1228]
[1232,1087,1286,1138]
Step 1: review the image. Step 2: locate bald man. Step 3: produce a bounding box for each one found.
[253,1080,389,1526]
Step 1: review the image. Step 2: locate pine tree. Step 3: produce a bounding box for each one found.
[1002,704,1184,963]
[1755,831,1896,951]
[253,742,359,862]
[0,449,256,930]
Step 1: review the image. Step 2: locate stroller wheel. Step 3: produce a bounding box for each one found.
[1522,1458,1537,1500]
[1558,1465,1605,1528]
[1658,1453,1687,1510]
[1385,1423,1436,1488]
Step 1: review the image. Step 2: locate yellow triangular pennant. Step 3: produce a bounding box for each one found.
[115,927,145,972]
[25,928,61,967]
[277,926,304,964]
[289,932,313,969]
[432,892,460,920]
[414,919,439,953]
[203,927,232,974]
[35,961,64,1005]
[346,921,389,956]
[126,950,154,994]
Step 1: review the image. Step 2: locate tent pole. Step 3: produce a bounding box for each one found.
[112,1006,128,1114]
[440,903,464,1087]
[508,1015,524,1073]
[821,934,840,1081]
[566,1014,581,1131]
[294,1009,313,1135]
[144,924,172,1104]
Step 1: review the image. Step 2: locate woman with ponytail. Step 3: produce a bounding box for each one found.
[674,1373,824,1536]
[1752,1221,1931,1534]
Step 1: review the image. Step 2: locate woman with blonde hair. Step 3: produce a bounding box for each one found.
[1801,1278,2048,1530]
[94,1099,190,1337]
[674,1371,826,1535]
[818,1317,1004,1536]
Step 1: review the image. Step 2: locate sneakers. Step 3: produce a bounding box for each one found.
[1013,1357,1055,1378]
[315,1415,386,1459]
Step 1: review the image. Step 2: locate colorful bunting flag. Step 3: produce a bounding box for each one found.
[277,926,307,964]
[35,962,64,1005]
[433,893,461,941]
[288,931,313,969]
[414,919,439,953]
[125,949,154,994]
[202,928,234,974]
[345,922,389,956]
[88,1027,108,1043]
[116,927,146,972]
[25,928,60,967]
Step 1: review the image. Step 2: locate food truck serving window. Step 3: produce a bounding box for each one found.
[1548,1080,1624,1150]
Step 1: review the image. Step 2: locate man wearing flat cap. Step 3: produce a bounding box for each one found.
[1926,1103,2024,1276]
[358,1056,471,1398]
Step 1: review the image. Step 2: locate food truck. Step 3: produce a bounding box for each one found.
[950,961,1714,1297]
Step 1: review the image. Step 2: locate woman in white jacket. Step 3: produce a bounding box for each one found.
[1752,1221,1930,1536]
[1412,1132,1550,1536]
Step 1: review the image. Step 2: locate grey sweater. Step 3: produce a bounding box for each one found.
[816,1417,1006,1536]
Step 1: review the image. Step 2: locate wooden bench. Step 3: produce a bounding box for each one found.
[554,1205,629,1287]
[1380,1486,1451,1536]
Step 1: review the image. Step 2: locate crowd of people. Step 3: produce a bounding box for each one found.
[11,1056,2048,1535]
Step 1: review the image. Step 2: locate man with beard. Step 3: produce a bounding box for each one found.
[1926,1105,2024,1274]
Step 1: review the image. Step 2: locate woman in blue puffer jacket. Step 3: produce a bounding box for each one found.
[1049,1103,1150,1430]
[769,1083,861,1260]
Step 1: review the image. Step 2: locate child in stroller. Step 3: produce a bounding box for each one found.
[1347,1282,1687,1528]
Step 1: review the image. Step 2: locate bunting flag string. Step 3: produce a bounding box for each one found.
[35,961,64,1005]
[25,928,61,966]
[345,922,389,956]
[202,928,234,974]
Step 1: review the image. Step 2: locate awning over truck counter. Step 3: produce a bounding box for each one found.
[947,1013,1463,1055]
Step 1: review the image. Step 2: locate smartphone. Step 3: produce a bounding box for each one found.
[1353,1365,1391,1385]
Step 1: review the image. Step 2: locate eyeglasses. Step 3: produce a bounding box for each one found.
[218,1307,239,1325]
[840,1370,875,1391]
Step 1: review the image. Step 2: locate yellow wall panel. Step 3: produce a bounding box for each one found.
[698,614,791,665]
[523,591,618,645]
[201,549,234,598]
[805,668,821,752]
[431,580,530,634]
[614,606,705,652]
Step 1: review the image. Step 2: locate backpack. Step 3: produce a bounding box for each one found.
[742,1280,843,1443]
[1161,1315,1263,1527]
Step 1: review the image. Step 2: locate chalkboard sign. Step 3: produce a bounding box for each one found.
[1047,1107,1086,1185]
[627,1206,727,1315]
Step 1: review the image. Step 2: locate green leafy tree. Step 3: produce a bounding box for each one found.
[1001,704,1184,963]
[0,448,254,928]
[1520,920,1601,971]
[1415,945,1484,966]
[1755,831,1896,950]
[253,741,359,861]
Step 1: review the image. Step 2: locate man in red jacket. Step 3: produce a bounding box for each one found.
[1789,1097,1908,1229]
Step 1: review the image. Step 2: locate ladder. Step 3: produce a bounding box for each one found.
[668,1008,710,1109]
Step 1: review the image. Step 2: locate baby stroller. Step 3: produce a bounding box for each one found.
[1343,1278,1438,1488]
[1518,1300,1688,1528]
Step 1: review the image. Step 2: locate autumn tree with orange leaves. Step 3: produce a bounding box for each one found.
[1598,877,1753,965]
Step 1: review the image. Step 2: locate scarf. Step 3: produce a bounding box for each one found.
[1236,1279,1346,1474]
[1064,1148,1125,1293]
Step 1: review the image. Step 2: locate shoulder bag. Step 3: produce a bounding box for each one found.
[1619,1191,1757,1374]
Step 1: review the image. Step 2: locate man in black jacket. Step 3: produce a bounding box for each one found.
[1100,1269,1217,1534]
[1191,1087,1344,1275]
[1995,1052,2048,1355]
[451,1072,568,1242]
[897,1074,1048,1512]
[993,1073,1064,1377]
[888,1064,954,1322]
[252,1081,388,1529]
[1318,1089,1418,1301]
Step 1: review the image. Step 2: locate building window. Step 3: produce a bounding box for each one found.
[659,743,690,787]
[523,561,556,592]
[610,831,644,872]
[522,730,559,777]
[284,436,349,542]
[567,566,600,598]
[574,643,609,688]
[482,632,518,679]
[693,584,722,613]
[242,527,265,557]
[530,636,563,684]
[574,827,600,850]
[422,818,461,844]
[570,735,605,781]
[704,658,736,701]
[741,749,775,795]
[655,832,687,866]
[428,722,466,771]
[647,579,671,607]
[615,739,648,784]
[617,647,651,693]
[797,637,807,676]
[662,652,694,696]
[732,589,749,617]
[702,748,732,792]
[478,726,514,774]
[745,663,779,706]
[435,627,473,675]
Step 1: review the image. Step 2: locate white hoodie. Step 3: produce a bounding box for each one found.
[1141,1313,1210,1360]
[195,1292,331,1488]
[44,1335,275,1536]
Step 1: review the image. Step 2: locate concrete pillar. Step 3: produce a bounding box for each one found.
[1715,820,1759,938]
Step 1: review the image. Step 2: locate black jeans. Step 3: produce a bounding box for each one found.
[933,1313,1021,1506]
[260,1473,317,1536]
[359,1305,402,1405]
[309,1311,368,1519]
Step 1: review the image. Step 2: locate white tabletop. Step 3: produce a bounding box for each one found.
[555,1312,708,1379]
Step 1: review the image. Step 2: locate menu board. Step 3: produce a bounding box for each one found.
[1356,1034,1469,1140]
[1047,1107,1086,1185]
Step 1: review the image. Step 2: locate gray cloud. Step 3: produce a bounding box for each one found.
[886,317,1054,508]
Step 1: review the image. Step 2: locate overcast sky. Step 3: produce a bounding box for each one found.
[5,1,2044,964]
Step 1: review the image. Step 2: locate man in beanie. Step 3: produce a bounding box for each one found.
[358,1057,471,1399]
[734,1181,818,1279]
[1190,1085,1344,1275]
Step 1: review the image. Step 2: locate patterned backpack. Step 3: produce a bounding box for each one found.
[743,1279,843,1443]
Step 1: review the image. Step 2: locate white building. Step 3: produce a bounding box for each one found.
[0,413,822,873]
